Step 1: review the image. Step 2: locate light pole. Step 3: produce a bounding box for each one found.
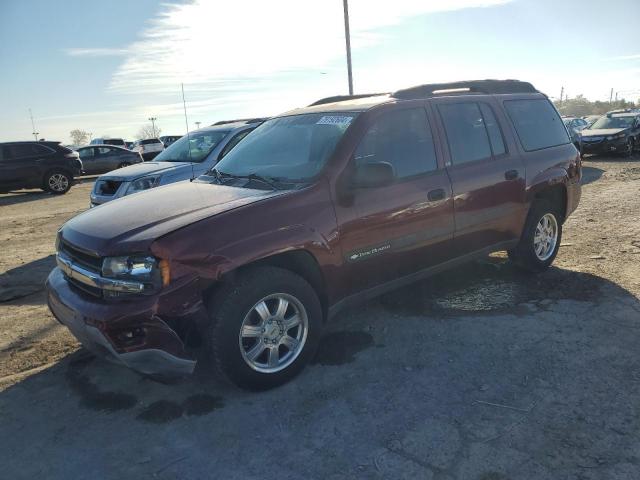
[342,0,354,95]
[29,108,39,141]
[148,117,157,137]
[195,121,201,130]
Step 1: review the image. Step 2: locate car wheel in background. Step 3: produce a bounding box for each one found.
[622,138,633,157]
[43,170,72,195]
[508,199,562,273]
[205,266,322,390]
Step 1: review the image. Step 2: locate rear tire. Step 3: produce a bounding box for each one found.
[205,267,322,390]
[508,200,562,273]
[43,170,72,194]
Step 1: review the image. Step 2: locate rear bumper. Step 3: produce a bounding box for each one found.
[46,267,200,377]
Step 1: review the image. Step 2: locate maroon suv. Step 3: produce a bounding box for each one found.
[46,80,581,390]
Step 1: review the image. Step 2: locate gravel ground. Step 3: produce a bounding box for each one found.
[0,156,639,479]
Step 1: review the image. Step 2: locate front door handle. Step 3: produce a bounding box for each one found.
[427,188,445,201]
[504,169,519,180]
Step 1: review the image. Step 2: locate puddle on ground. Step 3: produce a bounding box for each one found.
[66,355,137,412]
[183,394,225,416]
[137,400,183,423]
[379,257,602,316]
[136,394,225,424]
[312,331,374,366]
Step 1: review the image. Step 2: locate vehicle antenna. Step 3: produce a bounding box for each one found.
[182,83,195,181]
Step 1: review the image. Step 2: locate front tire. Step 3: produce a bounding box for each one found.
[508,200,562,273]
[43,170,72,194]
[205,267,322,390]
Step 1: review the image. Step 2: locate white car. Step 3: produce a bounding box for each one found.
[132,138,165,160]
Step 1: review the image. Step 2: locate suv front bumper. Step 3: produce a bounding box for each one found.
[46,267,200,377]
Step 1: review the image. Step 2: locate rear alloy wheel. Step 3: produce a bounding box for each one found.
[206,266,322,390]
[117,162,131,169]
[508,200,562,272]
[44,170,71,194]
[623,138,633,157]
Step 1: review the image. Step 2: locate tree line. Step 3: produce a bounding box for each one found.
[554,95,639,117]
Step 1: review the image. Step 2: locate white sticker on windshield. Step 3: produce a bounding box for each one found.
[316,115,353,126]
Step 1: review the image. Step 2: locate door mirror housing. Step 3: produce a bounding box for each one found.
[351,162,395,188]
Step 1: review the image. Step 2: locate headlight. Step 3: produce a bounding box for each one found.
[126,175,161,194]
[101,255,168,296]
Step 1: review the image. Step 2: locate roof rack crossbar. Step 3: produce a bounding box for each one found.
[308,93,389,107]
[211,117,268,126]
[392,79,537,99]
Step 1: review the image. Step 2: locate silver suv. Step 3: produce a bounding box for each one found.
[90,119,264,207]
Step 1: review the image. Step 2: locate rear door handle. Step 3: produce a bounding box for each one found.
[427,188,445,201]
[504,169,519,180]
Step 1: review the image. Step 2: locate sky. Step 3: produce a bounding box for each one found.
[1,0,639,143]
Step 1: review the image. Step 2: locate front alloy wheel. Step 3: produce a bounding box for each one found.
[239,294,308,373]
[206,266,322,390]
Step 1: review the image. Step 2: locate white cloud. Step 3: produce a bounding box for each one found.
[65,48,129,57]
[606,53,640,61]
[108,0,510,94]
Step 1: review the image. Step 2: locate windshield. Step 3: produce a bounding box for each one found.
[214,112,358,182]
[590,116,634,130]
[154,130,229,163]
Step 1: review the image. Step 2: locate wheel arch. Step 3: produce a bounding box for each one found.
[531,182,567,223]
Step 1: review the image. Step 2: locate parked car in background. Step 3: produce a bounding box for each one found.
[132,138,165,160]
[90,137,126,148]
[562,116,587,153]
[580,112,640,156]
[0,141,83,194]
[159,135,182,147]
[90,119,263,206]
[48,80,581,390]
[77,145,143,175]
[583,115,601,127]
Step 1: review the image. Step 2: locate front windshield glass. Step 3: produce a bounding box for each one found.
[590,116,634,130]
[154,130,229,163]
[214,112,358,181]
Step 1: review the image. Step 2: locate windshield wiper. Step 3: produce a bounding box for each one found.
[213,170,280,190]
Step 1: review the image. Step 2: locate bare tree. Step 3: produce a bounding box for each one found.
[136,123,161,140]
[69,129,90,145]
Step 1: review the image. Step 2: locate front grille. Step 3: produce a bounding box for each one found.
[96,179,123,196]
[60,240,103,273]
[68,277,103,298]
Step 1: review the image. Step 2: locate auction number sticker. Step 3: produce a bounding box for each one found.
[316,116,353,126]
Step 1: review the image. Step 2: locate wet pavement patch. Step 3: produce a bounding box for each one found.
[137,400,183,424]
[379,258,603,316]
[66,357,137,412]
[183,394,225,416]
[312,331,374,366]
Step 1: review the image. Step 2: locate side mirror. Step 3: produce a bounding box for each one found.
[351,161,395,188]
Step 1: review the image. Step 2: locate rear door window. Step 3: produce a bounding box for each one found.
[504,99,569,151]
[438,103,492,165]
[354,107,438,179]
[79,148,95,159]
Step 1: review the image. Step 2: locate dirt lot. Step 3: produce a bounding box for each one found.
[1,157,639,479]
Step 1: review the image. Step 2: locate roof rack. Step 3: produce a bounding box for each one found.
[392,79,537,99]
[308,93,389,107]
[211,117,268,126]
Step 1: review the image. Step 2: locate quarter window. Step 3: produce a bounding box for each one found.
[354,108,438,179]
[438,103,492,164]
[504,99,569,151]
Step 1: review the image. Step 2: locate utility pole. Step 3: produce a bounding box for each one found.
[195,121,201,130]
[615,92,618,102]
[29,108,39,141]
[610,88,614,103]
[148,117,157,137]
[342,0,354,95]
[559,86,564,104]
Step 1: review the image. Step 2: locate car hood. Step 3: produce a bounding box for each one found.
[100,161,194,181]
[61,182,285,255]
[581,128,626,136]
